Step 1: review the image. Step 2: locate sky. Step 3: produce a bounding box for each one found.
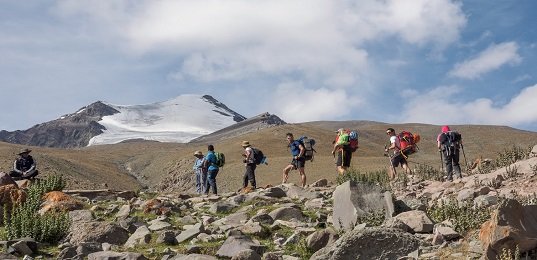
[1,0,537,132]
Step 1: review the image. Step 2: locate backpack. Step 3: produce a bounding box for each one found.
[297,136,316,161]
[214,152,225,167]
[442,131,461,155]
[252,148,267,165]
[335,129,359,152]
[397,131,420,156]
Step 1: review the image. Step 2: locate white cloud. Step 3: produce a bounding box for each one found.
[449,42,522,79]
[269,81,363,123]
[401,84,537,126]
[53,0,466,86]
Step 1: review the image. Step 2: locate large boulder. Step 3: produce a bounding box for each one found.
[332,181,394,231]
[479,199,537,259]
[393,210,434,233]
[310,227,420,260]
[68,221,130,245]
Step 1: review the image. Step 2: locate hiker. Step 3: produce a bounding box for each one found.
[203,145,219,195]
[9,148,39,180]
[385,128,411,179]
[241,141,257,190]
[437,125,462,181]
[193,150,207,194]
[282,133,307,187]
[332,129,353,175]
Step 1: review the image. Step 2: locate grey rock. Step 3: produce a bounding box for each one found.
[156,231,178,245]
[216,235,265,258]
[310,179,328,187]
[306,229,339,252]
[166,254,217,260]
[231,249,262,260]
[332,181,394,231]
[209,201,237,214]
[125,225,151,248]
[115,205,131,220]
[248,213,274,225]
[310,227,420,260]
[148,220,172,231]
[268,207,305,222]
[87,251,148,260]
[176,223,204,243]
[261,187,287,198]
[394,210,434,233]
[69,210,94,223]
[68,221,130,245]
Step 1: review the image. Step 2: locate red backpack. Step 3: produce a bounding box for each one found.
[397,131,420,156]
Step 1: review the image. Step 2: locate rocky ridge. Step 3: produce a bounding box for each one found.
[2,146,537,259]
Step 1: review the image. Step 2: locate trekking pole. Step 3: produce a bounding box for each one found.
[439,149,444,173]
[461,143,469,173]
[384,145,396,179]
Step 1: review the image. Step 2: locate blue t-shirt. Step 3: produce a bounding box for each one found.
[205,151,219,171]
[290,140,302,156]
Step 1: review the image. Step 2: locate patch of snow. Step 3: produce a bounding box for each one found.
[88,94,241,146]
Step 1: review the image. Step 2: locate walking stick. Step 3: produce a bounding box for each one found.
[439,149,444,173]
[384,145,397,179]
[461,143,469,172]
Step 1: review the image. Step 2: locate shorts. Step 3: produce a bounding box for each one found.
[391,153,407,167]
[292,157,306,170]
[336,149,352,167]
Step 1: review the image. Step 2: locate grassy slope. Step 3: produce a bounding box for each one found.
[1,122,535,193]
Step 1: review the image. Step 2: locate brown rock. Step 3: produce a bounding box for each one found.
[479,199,537,259]
[0,184,26,208]
[0,172,17,186]
[38,191,84,215]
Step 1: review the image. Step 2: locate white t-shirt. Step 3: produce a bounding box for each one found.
[244,147,255,164]
[390,136,400,153]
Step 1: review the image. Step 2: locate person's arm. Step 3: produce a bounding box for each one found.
[297,144,305,158]
[13,160,22,173]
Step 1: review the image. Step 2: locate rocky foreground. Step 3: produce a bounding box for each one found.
[2,147,537,259]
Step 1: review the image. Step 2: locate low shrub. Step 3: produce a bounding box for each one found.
[427,199,491,234]
[3,175,70,243]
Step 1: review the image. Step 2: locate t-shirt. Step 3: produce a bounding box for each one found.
[205,151,218,171]
[390,136,401,153]
[290,140,302,156]
[244,147,255,164]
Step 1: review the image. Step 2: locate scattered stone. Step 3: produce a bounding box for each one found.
[176,223,204,243]
[87,251,148,260]
[231,249,262,260]
[124,225,151,248]
[394,210,434,233]
[216,235,265,258]
[306,228,339,252]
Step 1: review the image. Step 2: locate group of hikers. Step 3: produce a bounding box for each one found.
[192,125,464,194]
[3,125,462,193]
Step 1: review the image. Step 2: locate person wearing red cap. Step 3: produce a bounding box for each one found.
[437,125,463,181]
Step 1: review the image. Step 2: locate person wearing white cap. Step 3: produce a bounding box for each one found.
[192,150,206,194]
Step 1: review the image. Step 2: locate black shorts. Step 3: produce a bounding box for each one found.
[292,157,306,169]
[336,149,352,167]
[391,153,407,167]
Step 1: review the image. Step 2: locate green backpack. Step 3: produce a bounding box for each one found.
[214,152,225,167]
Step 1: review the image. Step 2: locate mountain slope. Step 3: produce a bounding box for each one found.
[88,94,246,145]
[0,101,118,148]
[0,95,246,148]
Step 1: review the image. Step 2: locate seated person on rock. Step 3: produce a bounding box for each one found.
[9,148,39,180]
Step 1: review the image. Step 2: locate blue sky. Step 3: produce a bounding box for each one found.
[1,0,536,131]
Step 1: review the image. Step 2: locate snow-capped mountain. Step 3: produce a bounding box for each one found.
[0,95,246,148]
[88,95,245,145]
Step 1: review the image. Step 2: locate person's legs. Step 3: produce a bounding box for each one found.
[453,149,462,178]
[201,171,208,193]
[9,171,22,180]
[336,151,345,175]
[282,162,294,184]
[444,151,454,181]
[248,164,257,188]
[211,170,218,194]
[195,170,202,194]
[243,166,250,188]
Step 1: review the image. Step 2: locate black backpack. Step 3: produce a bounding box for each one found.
[252,148,266,165]
[442,131,461,155]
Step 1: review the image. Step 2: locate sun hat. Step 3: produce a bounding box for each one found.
[193,151,203,156]
[18,148,32,155]
[241,141,251,147]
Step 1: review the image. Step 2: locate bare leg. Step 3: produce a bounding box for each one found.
[298,167,306,187]
[282,164,293,184]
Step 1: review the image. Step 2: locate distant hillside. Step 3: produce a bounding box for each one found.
[1,122,535,193]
